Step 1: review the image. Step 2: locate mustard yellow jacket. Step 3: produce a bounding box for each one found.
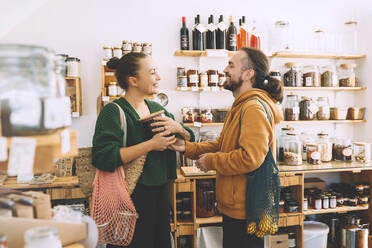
[184,89,283,219]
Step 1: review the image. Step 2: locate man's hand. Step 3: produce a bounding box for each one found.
[168,137,186,152]
[196,154,209,172]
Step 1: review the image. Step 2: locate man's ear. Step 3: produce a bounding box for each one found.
[242,68,255,82]
[127,76,138,88]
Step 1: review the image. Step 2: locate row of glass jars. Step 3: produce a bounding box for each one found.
[177,68,226,89]
[277,127,371,165]
[271,62,357,87]
[284,94,330,121]
[103,41,152,60]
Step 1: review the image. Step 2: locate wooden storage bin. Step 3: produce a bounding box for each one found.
[46,187,85,200]
[176,223,194,236]
[264,233,289,248]
[176,180,193,193]
[280,174,302,187]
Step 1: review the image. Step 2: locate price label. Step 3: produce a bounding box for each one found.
[61,129,71,154]
[0,137,7,161]
[102,96,110,102]
[193,122,202,127]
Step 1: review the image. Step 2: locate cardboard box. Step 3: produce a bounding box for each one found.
[304,177,326,191]
[0,216,87,248]
[13,203,34,218]
[23,191,52,219]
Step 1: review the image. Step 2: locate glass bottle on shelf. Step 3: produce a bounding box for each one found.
[284,94,300,121]
[283,63,302,87]
[283,132,302,165]
[196,180,216,217]
[277,126,294,163]
[316,97,330,120]
[299,97,318,120]
[338,63,356,87]
[352,142,371,163]
[300,132,315,161]
[312,29,326,53]
[343,21,358,54]
[317,132,332,162]
[320,65,338,87]
[302,65,320,87]
[333,137,352,162]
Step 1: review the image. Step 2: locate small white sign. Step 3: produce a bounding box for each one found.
[72,112,80,118]
[102,96,110,102]
[0,137,7,161]
[191,87,199,92]
[8,137,36,179]
[61,129,71,155]
[194,122,202,127]
[196,24,207,33]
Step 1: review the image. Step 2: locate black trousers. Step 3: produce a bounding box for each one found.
[107,183,171,248]
[222,214,264,248]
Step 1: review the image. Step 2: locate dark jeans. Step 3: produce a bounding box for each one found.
[222,214,264,248]
[107,183,171,248]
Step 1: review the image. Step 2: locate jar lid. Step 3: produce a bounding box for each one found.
[345,21,358,25]
[275,20,289,26]
[66,57,80,62]
[306,143,319,148]
[353,142,368,146]
[178,75,187,78]
[281,125,294,131]
[314,29,324,33]
[340,63,356,69]
[317,131,328,137]
[113,46,121,49]
[109,81,118,85]
[103,46,112,49]
[317,96,329,101]
[286,132,297,136]
[303,65,317,69]
[284,62,299,68]
[122,40,129,44]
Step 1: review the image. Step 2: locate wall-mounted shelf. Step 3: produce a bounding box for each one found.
[183,123,223,127]
[304,205,368,215]
[176,87,227,92]
[281,120,366,124]
[195,215,222,225]
[284,86,367,91]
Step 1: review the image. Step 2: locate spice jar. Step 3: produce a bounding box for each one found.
[303,65,320,87]
[122,40,132,55]
[300,97,318,120]
[306,144,322,165]
[283,133,302,165]
[207,69,219,87]
[182,107,195,123]
[132,42,142,53]
[283,62,302,87]
[277,126,294,163]
[320,65,338,87]
[103,46,113,60]
[316,97,330,120]
[200,107,213,123]
[177,76,188,88]
[284,94,300,121]
[113,46,122,58]
[330,195,337,208]
[187,69,199,87]
[338,63,356,87]
[322,195,329,209]
[300,132,315,161]
[333,138,352,161]
[269,70,281,81]
[352,142,371,163]
[108,82,119,97]
[317,132,332,162]
[199,73,208,88]
[142,42,152,56]
[314,194,322,209]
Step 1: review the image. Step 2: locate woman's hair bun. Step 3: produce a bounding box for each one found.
[107,57,120,69]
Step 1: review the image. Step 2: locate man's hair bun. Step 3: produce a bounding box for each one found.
[107,57,120,69]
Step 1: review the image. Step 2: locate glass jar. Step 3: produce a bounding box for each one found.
[269,71,281,81]
[330,195,337,209]
[343,21,358,54]
[0,44,71,136]
[333,138,352,161]
[314,194,322,209]
[187,69,199,87]
[312,29,326,53]
[300,97,318,120]
[207,69,219,88]
[200,107,213,123]
[316,97,330,120]
[218,73,226,89]
[24,226,62,248]
[108,82,119,97]
[304,197,308,211]
[199,73,208,88]
[303,65,320,87]
[122,40,132,55]
[317,132,332,162]
[66,57,80,77]
[269,21,293,52]
[113,46,122,58]
[177,76,188,88]
[142,42,152,56]
[283,133,302,165]
[181,107,195,123]
[320,65,338,87]
[322,195,329,209]
[196,180,216,218]
[352,142,371,163]
[177,67,186,77]
[358,195,369,206]
[283,63,302,87]
[338,63,356,87]
[103,46,113,60]
[132,42,142,53]
[284,94,300,121]
[277,126,294,163]
[306,144,322,165]
[288,230,297,248]
[300,132,315,161]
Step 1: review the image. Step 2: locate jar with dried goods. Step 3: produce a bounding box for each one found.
[284,94,300,121]
[338,63,356,87]
[316,97,330,120]
[283,63,302,87]
[187,69,199,87]
[330,107,348,120]
[317,132,332,162]
[283,133,302,165]
[306,144,322,165]
[333,138,352,161]
[300,97,318,120]
[132,42,142,53]
[300,132,315,161]
[347,107,366,120]
[303,65,320,87]
[277,126,294,163]
[320,65,338,87]
[113,46,122,58]
[142,42,152,56]
[352,142,370,163]
[177,67,186,77]
[122,40,132,55]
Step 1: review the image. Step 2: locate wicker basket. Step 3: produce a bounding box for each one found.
[75,147,96,197]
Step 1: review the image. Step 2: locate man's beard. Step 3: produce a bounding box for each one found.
[223,75,243,92]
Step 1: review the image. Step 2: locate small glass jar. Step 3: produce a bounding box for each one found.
[187,69,199,87]
[177,76,188,88]
[343,21,358,54]
[283,63,302,87]
[284,94,300,121]
[199,73,208,88]
[142,42,152,56]
[103,46,113,60]
[66,57,80,77]
[333,138,352,161]
[312,29,326,53]
[316,97,330,120]
[330,195,337,209]
[306,144,322,165]
[283,133,303,165]
[182,107,195,123]
[108,82,119,97]
[277,126,294,163]
[314,195,322,210]
[207,69,219,87]
[122,40,132,55]
[113,46,122,58]
[320,65,338,87]
[200,107,213,123]
[352,142,371,163]
[270,71,281,81]
[303,65,320,87]
[300,97,318,120]
[269,21,293,52]
[218,73,226,89]
[24,226,62,248]
[358,195,369,206]
[132,42,142,53]
[338,63,356,87]
[322,195,329,209]
[317,132,332,162]
[300,132,315,161]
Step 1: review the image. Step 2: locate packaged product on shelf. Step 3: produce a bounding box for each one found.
[187,69,199,87]
[132,42,142,53]
[181,107,195,123]
[306,143,322,165]
[177,76,188,88]
[284,94,300,121]
[317,132,332,162]
[196,180,216,217]
[299,97,318,120]
[320,65,338,87]
[283,133,302,165]
[177,67,186,77]
[108,82,119,97]
[316,97,330,120]
[112,46,122,58]
[283,63,302,87]
[102,46,113,61]
[66,57,80,77]
[207,69,219,87]
[347,107,366,120]
[200,107,213,123]
[333,138,352,161]
[277,126,294,163]
[199,72,208,88]
[302,65,320,87]
[352,142,370,163]
[330,107,348,120]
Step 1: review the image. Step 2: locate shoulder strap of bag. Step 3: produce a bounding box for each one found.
[112,102,127,147]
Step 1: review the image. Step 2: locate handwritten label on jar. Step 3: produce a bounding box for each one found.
[342,147,352,157]
[311,151,321,160]
[309,103,319,114]
[0,137,7,161]
[305,77,313,86]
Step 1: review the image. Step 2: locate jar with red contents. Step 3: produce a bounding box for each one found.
[196,180,216,218]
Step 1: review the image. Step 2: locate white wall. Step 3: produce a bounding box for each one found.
[1,0,371,149]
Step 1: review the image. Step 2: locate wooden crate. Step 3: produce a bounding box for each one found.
[46,187,85,200]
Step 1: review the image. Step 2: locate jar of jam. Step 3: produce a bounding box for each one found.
[284,94,300,121]
[306,144,322,165]
[303,65,320,87]
[188,70,199,87]
[300,97,318,120]
[199,72,208,88]
[283,62,302,87]
[359,195,369,206]
[182,107,195,123]
[194,108,201,122]
[333,138,352,161]
[196,180,216,218]
[316,97,330,120]
[352,142,371,163]
[200,107,213,123]
[207,69,219,87]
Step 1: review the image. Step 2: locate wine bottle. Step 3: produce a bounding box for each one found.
[240,16,249,48]
[206,15,216,49]
[250,20,260,49]
[227,16,237,51]
[193,14,206,50]
[180,16,189,50]
[216,15,227,49]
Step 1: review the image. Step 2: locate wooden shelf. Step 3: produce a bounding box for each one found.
[2,176,79,189]
[279,161,372,174]
[174,50,366,60]
[174,50,234,57]
[183,122,223,127]
[281,120,366,124]
[304,205,368,215]
[176,87,227,92]
[64,77,80,80]
[284,86,367,91]
[195,215,222,225]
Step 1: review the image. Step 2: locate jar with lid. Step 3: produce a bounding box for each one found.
[316,97,330,120]
[333,138,352,161]
[300,132,315,161]
[283,133,302,165]
[317,132,332,162]
[269,21,293,52]
[196,180,216,217]
[103,46,113,60]
[122,40,132,55]
[177,67,186,77]
[142,42,152,56]
[132,42,142,53]
[314,194,322,209]
[177,76,188,88]
[288,229,297,248]
[207,69,219,88]
[113,46,122,58]
[299,97,318,120]
[194,108,201,122]
[200,107,213,123]
[187,69,199,87]
[181,107,195,123]
[342,21,358,54]
[352,142,371,163]
[338,63,356,87]
[269,71,281,81]
[330,195,337,208]
[322,195,329,209]
[24,226,62,248]
[306,144,322,165]
[284,94,300,121]
[312,29,326,53]
[199,72,208,88]
[66,57,80,77]
[303,65,320,87]
[277,126,294,163]
[320,65,338,87]
[218,73,226,89]
[283,63,302,87]
[358,195,369,206]
[108,82,119,97]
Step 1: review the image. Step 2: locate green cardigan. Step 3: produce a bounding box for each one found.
[92,97,195,186]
